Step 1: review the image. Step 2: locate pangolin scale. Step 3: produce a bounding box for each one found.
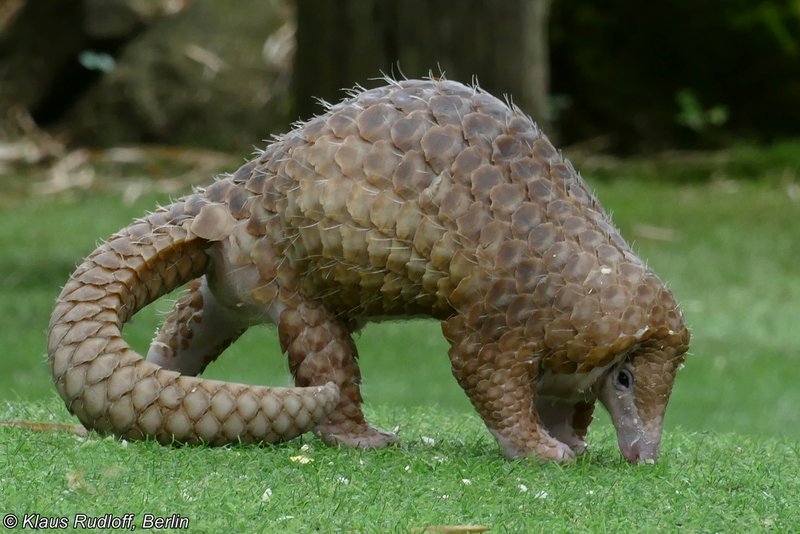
[48,79,690,463]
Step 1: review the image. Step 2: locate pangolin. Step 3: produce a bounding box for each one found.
[47,78,690,464]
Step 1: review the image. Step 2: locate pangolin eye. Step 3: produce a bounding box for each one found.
[615,369,633,391]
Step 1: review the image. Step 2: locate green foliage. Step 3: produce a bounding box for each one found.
[675,89,730,133]
[550,0,800,151]
[570,138,800,184]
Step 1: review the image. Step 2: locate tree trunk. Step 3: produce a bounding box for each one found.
[293,0,551,132]
[520,0,550,133]
[0,0,189,136]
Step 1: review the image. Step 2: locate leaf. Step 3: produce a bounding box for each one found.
[1,419,88,436]
[411,527,491,533]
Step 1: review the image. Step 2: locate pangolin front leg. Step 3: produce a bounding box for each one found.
[146,277,248,376]
[444,318,574,462]
[279,299,398,448]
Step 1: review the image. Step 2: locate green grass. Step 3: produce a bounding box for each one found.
[1,145,800,531]
[2,400,798,532]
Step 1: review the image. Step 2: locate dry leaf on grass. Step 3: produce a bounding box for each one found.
[411,526,491,533]
[1,419,88,436]
[66,471,98,495]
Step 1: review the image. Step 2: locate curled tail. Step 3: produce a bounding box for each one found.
[47,193,339,446]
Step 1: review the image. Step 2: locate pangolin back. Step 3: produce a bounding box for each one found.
[218,79,688,373]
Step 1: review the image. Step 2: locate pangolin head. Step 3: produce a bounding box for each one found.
[593,328,690,464]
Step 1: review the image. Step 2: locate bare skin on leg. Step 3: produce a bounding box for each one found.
[146,277,248,376]
[149,243,396,450]
[536,398,595,455]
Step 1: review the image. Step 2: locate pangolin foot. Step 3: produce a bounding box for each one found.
[537,440,577,463]
[554,434,589,455]
[490,428,576,463]
[571,440,590,456]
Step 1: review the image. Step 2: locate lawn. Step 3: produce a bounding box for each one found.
[1,143,799,531]
[2,400,798,532]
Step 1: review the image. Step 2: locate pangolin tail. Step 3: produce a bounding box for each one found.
[46,193,339,446]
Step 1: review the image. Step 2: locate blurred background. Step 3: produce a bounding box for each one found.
[1,0,799,440]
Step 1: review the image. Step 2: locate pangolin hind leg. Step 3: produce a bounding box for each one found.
[143,248,383,449]
[571,400,595,453]
[145,276,249,376]
[278,298,398,449]
[535,398,595,455]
